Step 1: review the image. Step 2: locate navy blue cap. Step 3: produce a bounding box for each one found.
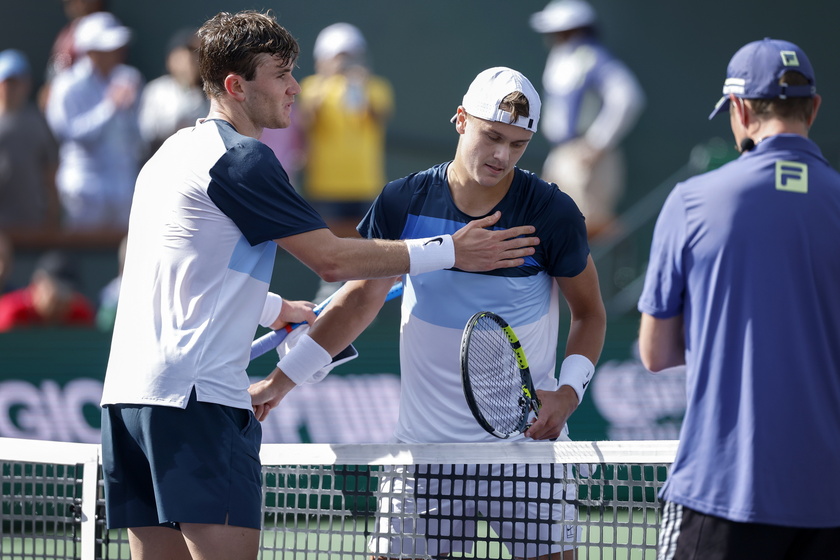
[709,38,816,120]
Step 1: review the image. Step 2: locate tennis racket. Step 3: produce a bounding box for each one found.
[250,281,404,360]
[460,311,540,439]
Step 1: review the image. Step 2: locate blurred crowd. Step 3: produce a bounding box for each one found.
[0,1,397,333]
[0,0,643,333]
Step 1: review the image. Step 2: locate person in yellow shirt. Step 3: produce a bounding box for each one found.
[297,22,395,300]
[297,23,394,239]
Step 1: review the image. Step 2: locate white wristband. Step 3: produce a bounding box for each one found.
[277,333,332,385]
[259,292,284,328]
[557,354,595,404]
[405,235,455,275]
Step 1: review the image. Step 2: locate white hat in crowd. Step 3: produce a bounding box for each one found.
[74,12,132,53]
[529,0,597,34]
[313,22,366,62]
[454,67,541,133]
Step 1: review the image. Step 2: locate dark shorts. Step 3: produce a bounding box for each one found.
[101,390,262,530]
[658,501,840,560]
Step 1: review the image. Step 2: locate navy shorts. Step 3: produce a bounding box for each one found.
[658,501,840,560]
[101,390,263,530]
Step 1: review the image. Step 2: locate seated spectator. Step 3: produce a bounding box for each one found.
[0,250,95,331]
[138,28,208,159]
[0,49,61,233]
[46,12,143,231]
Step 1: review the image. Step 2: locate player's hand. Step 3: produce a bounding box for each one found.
[525,386,578,440]
[267,299,317,330]
[452,211,539,272]
[248,369,296,421]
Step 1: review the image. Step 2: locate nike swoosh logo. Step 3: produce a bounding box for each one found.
[423,237,444,246]
[582,379,591,390]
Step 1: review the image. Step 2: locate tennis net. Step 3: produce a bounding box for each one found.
[1,437,677,559]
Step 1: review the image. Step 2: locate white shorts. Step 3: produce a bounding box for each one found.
[368,463,583,558]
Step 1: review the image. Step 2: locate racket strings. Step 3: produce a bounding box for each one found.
[466,319,528,434]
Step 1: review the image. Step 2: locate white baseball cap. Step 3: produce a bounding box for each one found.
[74,12,132,53]
[313,23,366,62]
[453,67,541,133]
[529,0,597,34]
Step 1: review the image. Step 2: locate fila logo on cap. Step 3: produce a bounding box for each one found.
[780,51,799,67]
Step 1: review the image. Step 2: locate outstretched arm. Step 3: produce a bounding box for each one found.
[276,211,538,283]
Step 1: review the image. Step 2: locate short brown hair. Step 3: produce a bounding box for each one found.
[198,10,299,98]
[499,91,531,125]
[748,71,815,122]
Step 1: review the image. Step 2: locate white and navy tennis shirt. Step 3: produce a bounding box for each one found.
[359,162,589,443]
[101,119,326,411]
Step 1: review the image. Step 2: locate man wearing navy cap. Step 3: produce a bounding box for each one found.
[638,38,840,558]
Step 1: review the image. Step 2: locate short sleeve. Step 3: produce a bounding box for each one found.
[637,185,688,318]
[208,139,327,245]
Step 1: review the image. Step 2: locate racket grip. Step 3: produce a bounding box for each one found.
[249,326,291,360]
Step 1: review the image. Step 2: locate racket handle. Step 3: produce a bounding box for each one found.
[249,281,403,360]
[249,327,291,360]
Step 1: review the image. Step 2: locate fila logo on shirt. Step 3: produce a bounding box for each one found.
[776,160,808,194]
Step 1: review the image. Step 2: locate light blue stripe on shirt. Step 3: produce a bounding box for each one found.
[228,237,276,284]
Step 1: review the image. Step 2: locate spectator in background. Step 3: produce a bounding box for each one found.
[0,233,15,295]
[530,0,645,240]
[138,27,209,160]
[39,0,109,110]
[46,11,144,232]
[95,234,126,331]
[0,49,61,233]
[297,22,394,299]
[297,22,394,238]
[0,250,95,331]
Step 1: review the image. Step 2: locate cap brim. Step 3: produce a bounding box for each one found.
[708,96,731,120]
[80,29,132,52]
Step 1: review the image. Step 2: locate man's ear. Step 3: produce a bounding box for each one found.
[808,94,822,128]
[224,73,246,100]
[453,106,468,134]
[729,94,749,128]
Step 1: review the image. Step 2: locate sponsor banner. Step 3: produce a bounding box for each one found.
[0,374,401,444]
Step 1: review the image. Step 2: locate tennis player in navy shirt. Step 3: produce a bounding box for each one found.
[639,38,840,559]
[285,66,606,559]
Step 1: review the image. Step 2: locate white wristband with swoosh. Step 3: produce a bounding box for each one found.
[557,354,595,404]
[405,235,455,275]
